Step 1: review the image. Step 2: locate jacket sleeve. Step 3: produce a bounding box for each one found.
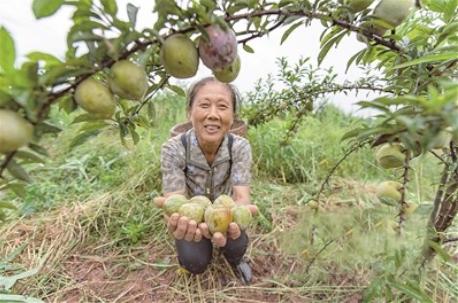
[230,138,252,186]
[160,137,186,194]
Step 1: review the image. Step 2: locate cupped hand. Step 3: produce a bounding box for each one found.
[167,213,203,242]
[198,222,241,247]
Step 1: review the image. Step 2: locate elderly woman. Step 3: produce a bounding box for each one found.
[154,77,257,284]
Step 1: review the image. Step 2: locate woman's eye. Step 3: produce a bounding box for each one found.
[200,103,209,108]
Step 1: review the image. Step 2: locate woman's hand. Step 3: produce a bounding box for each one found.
[199,204,258,247]
[154,196,202,242]
[167,213,202,242]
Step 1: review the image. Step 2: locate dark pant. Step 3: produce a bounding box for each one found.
[175,231,249,274]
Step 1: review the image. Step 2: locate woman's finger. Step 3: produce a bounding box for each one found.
[193,226,202,242]
[167,213,180,233]
[154,196,166,208]
[184,220,197,242]
[198,222,212,239]
[247,204,258,215]
[212,232,227,247]
[173,216,189,240]
[228,222,241,240]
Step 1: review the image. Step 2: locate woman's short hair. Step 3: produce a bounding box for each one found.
[186,77,240,116]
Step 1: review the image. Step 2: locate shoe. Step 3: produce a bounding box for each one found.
[233,260,252,285]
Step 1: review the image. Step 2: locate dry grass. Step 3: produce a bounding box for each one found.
[1,179,456,302]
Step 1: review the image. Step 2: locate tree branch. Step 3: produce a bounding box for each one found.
[315,140,369,203]
[397,150,411,235]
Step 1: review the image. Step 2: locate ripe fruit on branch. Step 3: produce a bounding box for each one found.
[375,143,405,169]
[74,78,116,119]
[213,55,241,83]
[376,181,402,206]
[373,0,415,27]
[0,110,33,154]
[163,194,188,216]
[356,21,387,43]
[346,0,374,12]
[160,34,199,78]
[231,205,252,230]
[198,24,238,71]
[109,60,148,100]
[404,202,417,216]
[205,205,233,234]
[178,203,205,223]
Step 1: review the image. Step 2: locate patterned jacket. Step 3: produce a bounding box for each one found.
[161,128,251,201]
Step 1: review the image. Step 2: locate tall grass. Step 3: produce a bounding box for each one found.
[248,105,441,203]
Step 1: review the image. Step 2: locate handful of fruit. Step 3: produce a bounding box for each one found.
[162,194,253,234]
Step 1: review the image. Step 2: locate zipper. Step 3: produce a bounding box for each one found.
[209,168,214,201]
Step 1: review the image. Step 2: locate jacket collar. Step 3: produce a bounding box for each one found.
[187,128,230,170]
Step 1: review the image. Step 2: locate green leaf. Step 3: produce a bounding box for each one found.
[69,129,101,149]
[79,121,108,132]
[7,160,31,183]
[168,84,185,96]
[127,3,139,28]
[15,151,45,164]
[392,52,458,69]
[71,113,102,124]
[281,21,303,45]
[32,0,65,19]
[346,49,366,73]
[341,127,365,141]
[0,26,16,75]
[128,124,140,144]
[58,95,78,114]
[28,143,49,157]
[4,183,26,198]
[243,44,255,54]
[35,122,62,135]
[318,31,346,66]
[101,0,118,16]
[27,52,62,66]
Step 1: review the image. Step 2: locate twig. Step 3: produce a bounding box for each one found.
[397,150,411,236]
[443,237,458,244]
[237,16,287,44]
[226,9,403,52]
[429,150,448,166]
[131,76,169,117]
[315,140,369,202]
[305,239,334,274]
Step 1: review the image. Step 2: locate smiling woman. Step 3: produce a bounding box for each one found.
[154,77,257,283]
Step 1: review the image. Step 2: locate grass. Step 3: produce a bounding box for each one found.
[0,93,457,302]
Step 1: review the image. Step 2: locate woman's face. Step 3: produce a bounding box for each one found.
[189,81,234,146]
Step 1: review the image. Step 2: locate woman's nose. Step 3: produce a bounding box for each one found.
[207,105,218,117]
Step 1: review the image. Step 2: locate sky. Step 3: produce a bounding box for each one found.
[0,0,381,116]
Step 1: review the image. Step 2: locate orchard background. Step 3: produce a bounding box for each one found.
[0,0,457,302]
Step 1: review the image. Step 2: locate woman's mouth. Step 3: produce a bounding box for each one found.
[204,125,220,134]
